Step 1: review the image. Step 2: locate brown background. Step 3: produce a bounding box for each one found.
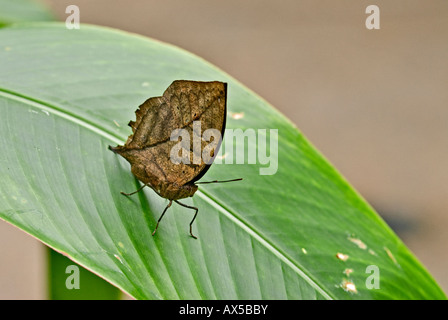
[1,0,447,298]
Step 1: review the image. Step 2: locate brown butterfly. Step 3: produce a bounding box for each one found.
[109,80,241,238]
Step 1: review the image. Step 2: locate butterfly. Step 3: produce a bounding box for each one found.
[109,80,241,238]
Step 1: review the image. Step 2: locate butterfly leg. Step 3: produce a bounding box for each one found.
[152,200,173,236]
[174,200,199,239]
[120,183,149,196]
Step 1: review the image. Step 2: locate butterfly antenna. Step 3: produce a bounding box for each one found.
[195,178,243,185]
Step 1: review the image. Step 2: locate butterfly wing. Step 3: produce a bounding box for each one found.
[110,80,226,193]
[189,82,227,184]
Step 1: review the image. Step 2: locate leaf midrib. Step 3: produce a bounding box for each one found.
[0,87,334,300]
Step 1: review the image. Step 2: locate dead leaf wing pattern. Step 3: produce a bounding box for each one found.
[112,80,227,189]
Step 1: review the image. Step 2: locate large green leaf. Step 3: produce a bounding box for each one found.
[0,22,444,299]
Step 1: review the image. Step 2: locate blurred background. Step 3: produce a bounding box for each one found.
[1,0,447,298]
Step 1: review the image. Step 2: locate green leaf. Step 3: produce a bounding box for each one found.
[0,22,445,300]
[0,0,55,26]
